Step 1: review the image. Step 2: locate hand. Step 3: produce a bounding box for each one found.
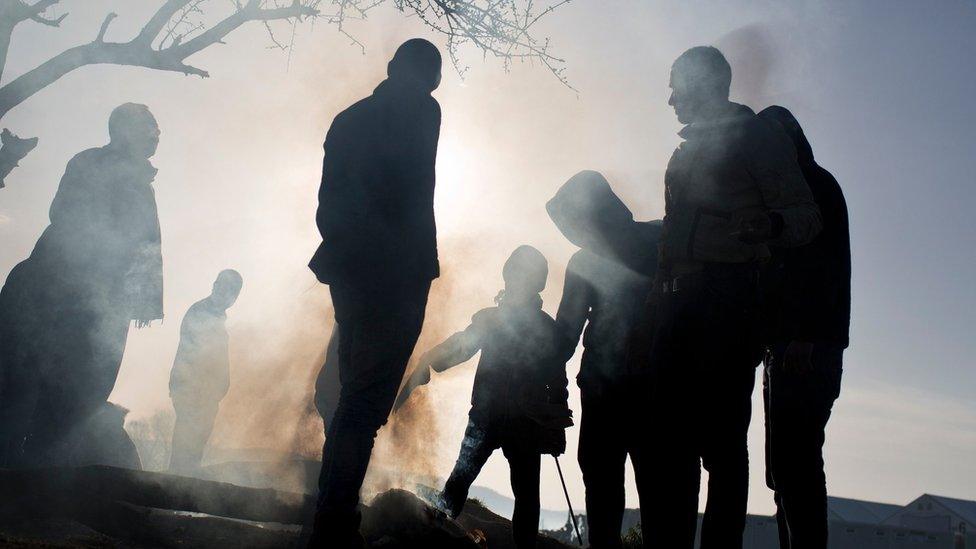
[393,365,431,412]
[733,212,773,244]
[782,341,815,374]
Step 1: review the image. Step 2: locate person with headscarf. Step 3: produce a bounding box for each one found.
[168,269,244,474]
[547,170,660,548]
[307,38,443,547]
[0,103,163,468]
[758,106,851,549]
[641,46,822,548]
[395,246,571,549]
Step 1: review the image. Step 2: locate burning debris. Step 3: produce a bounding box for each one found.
[0,465,575,549]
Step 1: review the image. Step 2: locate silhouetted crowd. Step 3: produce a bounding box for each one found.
[0,37,850,549]
[310,40,850,549]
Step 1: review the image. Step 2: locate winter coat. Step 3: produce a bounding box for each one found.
[310,78,441,288]
[760,110,851,347]
[660,102,822,270]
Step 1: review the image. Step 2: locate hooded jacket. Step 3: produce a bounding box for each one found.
[310,78,441,288]
[547,171,660,395]
[660,102,822,270]
[759,107,851,347]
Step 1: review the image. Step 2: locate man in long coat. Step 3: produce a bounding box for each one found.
[0,103,164,468]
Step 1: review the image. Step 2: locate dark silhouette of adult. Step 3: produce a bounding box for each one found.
[168,269,244,474]
[641,47,822,549]
[0,103,163,469]
[307,38,442,547]
[396,245,571,549]
[546,171,660,548]
[758,106,850,549]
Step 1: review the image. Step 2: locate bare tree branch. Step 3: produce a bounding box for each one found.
[28,11,66,26]
[135,0,195,46]
[0,1,320,120]
[94,12,116,42]
[0,0,570,188]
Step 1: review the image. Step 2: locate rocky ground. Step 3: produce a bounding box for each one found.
[0,466,576,548]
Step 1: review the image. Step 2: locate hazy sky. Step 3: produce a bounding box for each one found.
[1,0,974,518]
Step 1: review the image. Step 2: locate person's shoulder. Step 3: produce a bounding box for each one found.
[333,95,375,125]
[812,165,847,205]
[536,309,559,328]
[471,306,499,327]
[567,250,589,272]
[428,95,441,115]
[184,298,215,320]
[66,147,107,169]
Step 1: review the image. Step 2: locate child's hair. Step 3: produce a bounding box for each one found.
[494,245,548,304]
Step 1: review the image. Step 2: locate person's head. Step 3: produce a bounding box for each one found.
[758,105,814,165]
[211,269,243,310]
[669,46,732,124]
[108,103,160,158]
[387,38,442,92]
[547,170,634,251]
[501,245,548,301]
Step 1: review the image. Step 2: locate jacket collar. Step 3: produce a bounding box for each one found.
[678,102,754,140]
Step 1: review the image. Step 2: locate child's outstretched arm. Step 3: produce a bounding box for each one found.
[393,321,483,412]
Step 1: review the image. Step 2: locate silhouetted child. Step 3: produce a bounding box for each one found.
[395,245,571,549]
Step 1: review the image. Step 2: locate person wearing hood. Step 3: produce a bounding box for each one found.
[547,170,659,548]
[640,47,822,549]
[758,106,851,549]
[306,39,442,547]
[168,269,243,474]
[396,246,571,549]
[0,103,163,468]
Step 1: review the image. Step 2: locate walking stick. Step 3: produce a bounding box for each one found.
[553,455,584,546]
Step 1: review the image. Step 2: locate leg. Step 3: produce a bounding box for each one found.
[27,311,130,467]
[312,282,430,544]
[763,360,793,549]
[628,392,653,549]
[640,293,701,549]
[698,365,756,549]
[314,324,342,429]
[169,394,220,473]
[441,421,497,517]
[504,446,541,549]
[765,345,843,549]
[695,268,762,549]
[579,394,628,549]
[0,351,40,468]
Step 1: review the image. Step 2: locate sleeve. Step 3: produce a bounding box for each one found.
[169,309,198,394]
[316,113,359,244]
[790,174,851,343]
[555,256,591,361]
[427,308,487,373]
[745,123,823,247]
[546,336,571,408]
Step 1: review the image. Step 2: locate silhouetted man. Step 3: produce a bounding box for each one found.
[758,106,850,549]
[168,269,243,474]
[642,47,822,549]
[307,38,442,547]
[547,170,660,549]
[0,103,163,468]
